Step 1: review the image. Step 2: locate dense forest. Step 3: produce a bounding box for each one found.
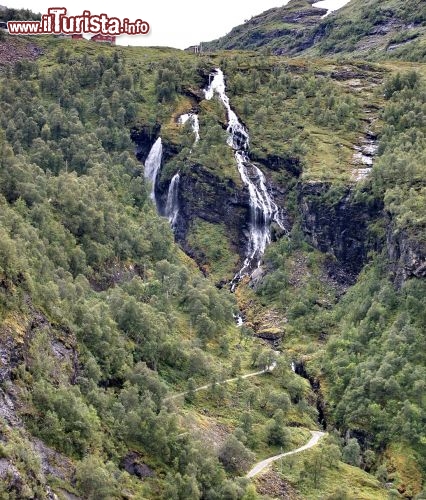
[0,1,424,499]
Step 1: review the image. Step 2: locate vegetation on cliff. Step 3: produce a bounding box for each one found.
[202,0,426,61]
[0,0,424,497]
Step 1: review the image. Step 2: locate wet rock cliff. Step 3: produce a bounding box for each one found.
[297,182,384,284]
[133,127,424,291]
[157,161,251,264]
[297,181,425,287]
[387,225,426,287]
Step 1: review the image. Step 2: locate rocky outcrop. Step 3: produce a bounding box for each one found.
[298,182,383,283]
[387,226,426,287]
[130,123,161,163]
[120,451,155,480]
[0,38,43,66]
[0,302,79,498]
[154,142,295,277]
[253,152,302,178]
[281,5,328,26]
[131,125,252,273]
[202,0,327,53]
[157,162,250,262]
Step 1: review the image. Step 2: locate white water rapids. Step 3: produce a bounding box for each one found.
[204,68,285,288]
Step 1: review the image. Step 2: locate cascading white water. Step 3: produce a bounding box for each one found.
[178,113,200,144]
[204,69,285,286]
[192,115,200,144]
[165,172,180,228]
[144,137,163,206]
[163,112,200,229]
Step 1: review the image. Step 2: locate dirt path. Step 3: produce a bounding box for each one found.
[246,430,325,478]
[166,361,277,401]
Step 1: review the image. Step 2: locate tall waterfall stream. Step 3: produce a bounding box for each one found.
[204,68,286,289]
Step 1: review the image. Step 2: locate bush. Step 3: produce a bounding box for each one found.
[218,435,254,474]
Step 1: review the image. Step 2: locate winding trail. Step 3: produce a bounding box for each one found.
[165,362,277,401]
[166,362,325,481]
[246,430,325,478]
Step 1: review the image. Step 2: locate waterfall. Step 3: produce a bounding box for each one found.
[192,114,200,144]
[165,172,180,228]
[145,137,180,230]
[178,113,200,144]
[204,69,285,287]
[144,137,163,206]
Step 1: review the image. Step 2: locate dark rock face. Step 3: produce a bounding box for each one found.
[120,452,155,480]
[133,130,297,277]
[294,360,326,429]
[281,7,328,25]
[130,123,161,163]
[298,181,425,287]
[387,226,426,287]
[253,152,302,178]
[298,182,383,283]
[157,163,251,262]
[130,127,254,271]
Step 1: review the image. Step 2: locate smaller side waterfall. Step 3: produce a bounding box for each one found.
[178,113,200,144]
[232,312,244,327]
[144,137,163,205]
[165,173,180,229]
[191,114,200,144]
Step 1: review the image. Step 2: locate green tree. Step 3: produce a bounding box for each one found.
[75,456,116,499]
[185,378,197,404]
[342,438,361,467]
[301,448,324,488]
[267,410,290,447]
[218,435,254,474]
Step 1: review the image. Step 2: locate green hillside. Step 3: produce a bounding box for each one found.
[0,2,424,498]
[202,0,426,61]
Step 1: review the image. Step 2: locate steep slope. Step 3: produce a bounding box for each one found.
[202,0,327,53]
[0,33,356,499]
[0,10,425,498]
[202,0,426,61]
[0,35,250,499]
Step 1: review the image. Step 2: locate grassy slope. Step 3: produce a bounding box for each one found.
[0,32,423,499]
[203,0,426,61]
[273,449,389,500]
[222,55,386,183]
[202,0,326,52]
